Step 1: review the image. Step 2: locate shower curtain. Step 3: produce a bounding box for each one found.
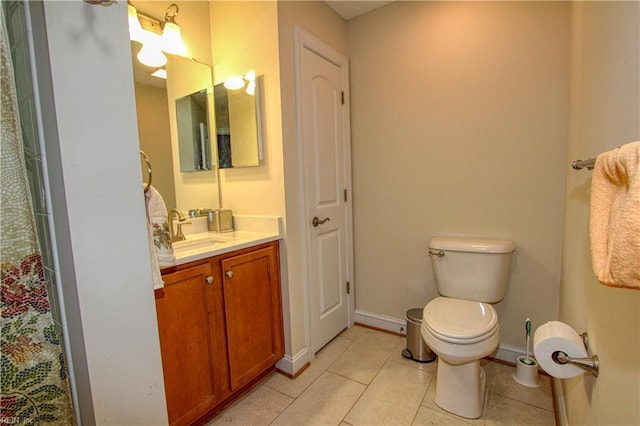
[0,6,75,424]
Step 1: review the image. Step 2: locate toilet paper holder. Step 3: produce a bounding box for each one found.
[551,332,599,377]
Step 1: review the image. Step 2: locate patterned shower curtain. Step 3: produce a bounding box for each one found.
[0,6,75,424]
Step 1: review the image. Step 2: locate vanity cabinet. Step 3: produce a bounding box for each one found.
[155,241,284,425]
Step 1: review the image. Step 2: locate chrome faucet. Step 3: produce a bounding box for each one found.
[167,208,190,242]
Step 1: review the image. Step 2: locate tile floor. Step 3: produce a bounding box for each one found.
[207,325,555,425]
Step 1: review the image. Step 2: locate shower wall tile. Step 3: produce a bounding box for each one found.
[4,0,63,348]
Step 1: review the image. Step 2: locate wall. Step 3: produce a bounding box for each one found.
[276,1,349,368]
[347,1,570,354]
[135,83,177,210]
[38,2,168,423]
[560,1,640,424]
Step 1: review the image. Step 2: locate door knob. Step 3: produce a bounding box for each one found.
[312,216,330,227]
[205,276,214,284]
[225,271,234,278]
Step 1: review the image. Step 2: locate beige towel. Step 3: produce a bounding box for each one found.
[144,186,176,289]
[589,141,640,290]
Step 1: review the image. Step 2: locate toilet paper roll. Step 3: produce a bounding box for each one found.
[533,321,588,379]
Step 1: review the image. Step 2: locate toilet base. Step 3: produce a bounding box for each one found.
[434,358,486,419]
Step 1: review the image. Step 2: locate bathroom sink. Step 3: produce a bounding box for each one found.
[172,234,234,253]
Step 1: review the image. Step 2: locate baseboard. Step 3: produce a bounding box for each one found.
[275,347,308,376]
[493,343,525,364]
[354,309,407,334]
[354,309,525,364]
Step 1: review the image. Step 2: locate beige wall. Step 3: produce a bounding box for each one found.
[561,1,640,424]
[211,1,285,216]
[348,1,570,351]
[134,83,177,210]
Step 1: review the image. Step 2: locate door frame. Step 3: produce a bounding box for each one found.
[293,26,354,359]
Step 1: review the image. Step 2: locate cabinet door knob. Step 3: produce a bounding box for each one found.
[225,271,234,279]
[205,276,214,284]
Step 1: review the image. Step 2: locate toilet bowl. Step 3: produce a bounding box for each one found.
[420,236,515,419]
[421,297,501,418]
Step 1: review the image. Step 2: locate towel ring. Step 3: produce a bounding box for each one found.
[140,150,152,192]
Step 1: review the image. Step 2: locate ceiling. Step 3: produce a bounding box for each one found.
[325,1,395,20]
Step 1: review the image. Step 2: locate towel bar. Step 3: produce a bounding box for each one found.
[572,157,596,170]
[140,150,152,192]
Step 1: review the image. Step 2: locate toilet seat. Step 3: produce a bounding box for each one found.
[423,297,498,344]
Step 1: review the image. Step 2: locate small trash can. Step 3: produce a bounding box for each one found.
[402,308,436,363]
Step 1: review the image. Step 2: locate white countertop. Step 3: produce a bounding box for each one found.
[162,215,283,268]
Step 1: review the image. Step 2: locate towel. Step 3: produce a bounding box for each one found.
[144,186,176,289]
[589,141,640,290]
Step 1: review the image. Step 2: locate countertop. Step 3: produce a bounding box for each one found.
[161,215,283,269]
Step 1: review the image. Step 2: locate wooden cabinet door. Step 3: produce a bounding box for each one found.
[155,262,226,425]
[221,244,284,391]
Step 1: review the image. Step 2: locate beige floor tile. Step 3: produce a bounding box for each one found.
[487,362,553,411]
[344,360,433,426]
[266,366,322,399]
[485,394,555,425]
[271,371,366,426]
[266,329,358,398]
[411,406,473,425]
[328,328,401,384]
[206,385,293,425]
[208,327,554,426]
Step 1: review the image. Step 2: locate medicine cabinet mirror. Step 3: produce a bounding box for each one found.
[213,78,262,168]
[176,88,212,172]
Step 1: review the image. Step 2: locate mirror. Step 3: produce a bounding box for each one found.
[176,88,212,172]
[214,78,262,168]
[132,48,220,212]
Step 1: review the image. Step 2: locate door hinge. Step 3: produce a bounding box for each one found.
[344,188,348,202]
[341,91,345,105]
[346,281,350,294]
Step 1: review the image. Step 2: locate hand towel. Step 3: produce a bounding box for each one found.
[589,141,640,290]
[144,186,176,289]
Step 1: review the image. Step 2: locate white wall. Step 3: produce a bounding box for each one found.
[347,1,570,352]
[40,2,168,423]
[560,1,640,424]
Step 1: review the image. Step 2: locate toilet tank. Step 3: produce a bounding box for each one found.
[428,236,515,303]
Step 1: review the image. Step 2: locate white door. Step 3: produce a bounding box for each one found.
[296,28,353,353]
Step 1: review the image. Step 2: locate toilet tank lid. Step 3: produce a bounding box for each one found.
[429,236,515,253]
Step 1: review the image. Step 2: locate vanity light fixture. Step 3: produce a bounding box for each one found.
[128,2,187,67]
[127,3,146,43]
[160,4,187,56]
[137,41,167,68]
[223,70,257,95]
[223,76,245,90]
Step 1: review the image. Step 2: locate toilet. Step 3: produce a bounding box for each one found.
[421,236,515,419]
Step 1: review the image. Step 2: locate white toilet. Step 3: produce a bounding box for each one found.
[421,236,515,419]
